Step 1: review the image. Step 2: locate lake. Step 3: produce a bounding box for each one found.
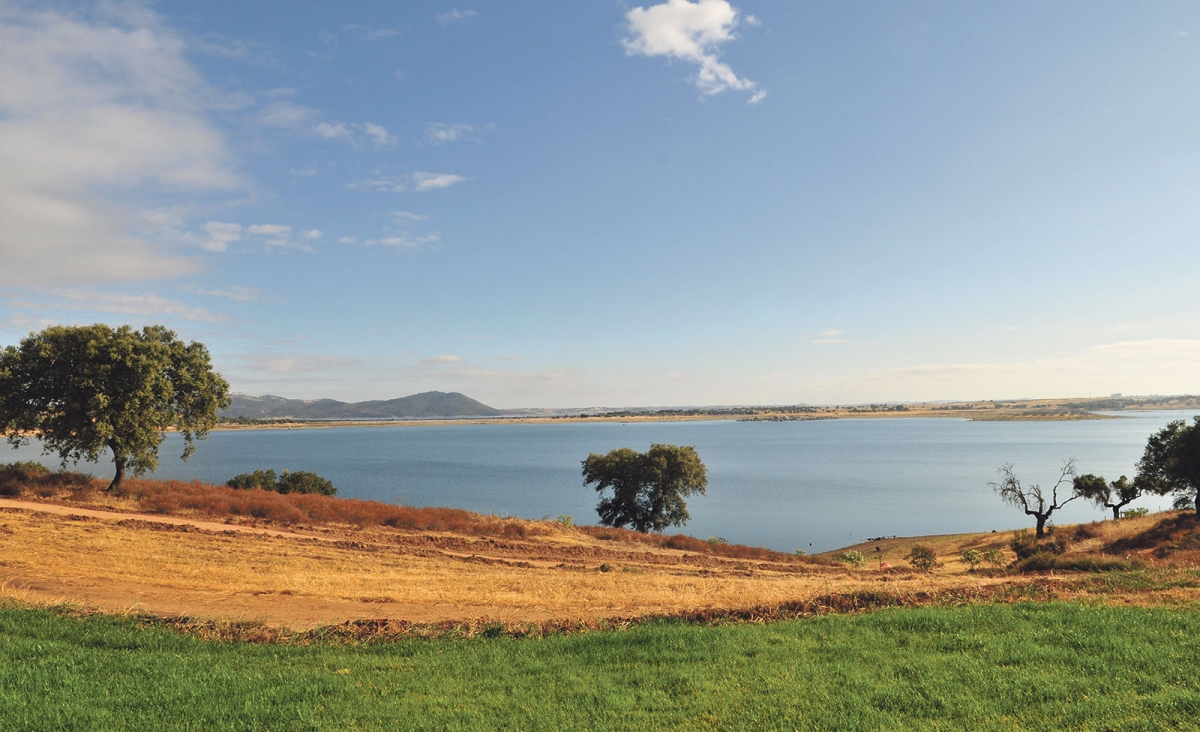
[6,411,1195,552]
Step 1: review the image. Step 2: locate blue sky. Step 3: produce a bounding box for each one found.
[1,0,1198,407]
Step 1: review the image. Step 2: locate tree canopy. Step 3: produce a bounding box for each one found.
[1137,417,1200,514]
[1072,473,1145,520]
[582,444,707,533]
[0,324,230,491]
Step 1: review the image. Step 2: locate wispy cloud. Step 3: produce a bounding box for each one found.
[426,122,476,144]
[422,354,466,365]
[0,3,243,286]
[623,0,765,102]
[14,289,227,323]
[435,9,478,25]
[202,222,318,252]
[310,121,395,146]
[194,286,262,301]
[346,172,468,193]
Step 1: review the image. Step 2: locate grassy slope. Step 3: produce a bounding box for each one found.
[3,602,1199,730]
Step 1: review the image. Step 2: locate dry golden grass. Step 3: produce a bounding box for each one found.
[4,466,1200,630]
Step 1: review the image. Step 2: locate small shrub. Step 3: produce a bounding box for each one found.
[707,536,728,545]
[556,515,573,527]
[1071,523,1098,541]
[1122,507,1150,519]
[1010,531,1068,560]
[794,549,807,557]
[598,563,613,573]
[983,549,1005,569]
[905,545,942,572]
[835,551,866,568]
[961,548,982,571]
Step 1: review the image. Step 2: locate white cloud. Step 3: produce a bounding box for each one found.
[361,122,396,146]
[17,289,227,322]
[366,28,398,41]
[203,221,243,252]
[195,285,261,301]
[200,222,317,252]
[435,9,478,25]
[818,329,843,337]
[289,168,317,177]
[337,236,357,245]
[361,233,440,250]
[311,121,395,146]
[426,122,475,144]
[312,122,353,140]
[391,211,428,221]
[623,0,765,101]
[347,172,467,193]
[247,224,291,236]
[422,354,466,364]
[412,172,467,191]
[0,4,242,285]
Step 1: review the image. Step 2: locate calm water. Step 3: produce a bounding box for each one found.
[7,411,1195,552]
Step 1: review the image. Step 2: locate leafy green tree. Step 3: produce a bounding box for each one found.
[905,545,942,572]
[227,469,278,491]
[227,469,337,495]
[1137,417,1200,514]
[0,324,230,491]
[1073,473,1145,520]
[276,470,336,495]
[582,444,707,533]
[990,460,1078,538]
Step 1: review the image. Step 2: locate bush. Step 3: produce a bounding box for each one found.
[1122,507,1150,519]
[905,545,942,572]
[961,548,982,571]
[0,463,96,497]
[226,469,277,491]
[707,536,728,545]
[277,471,336,496]
[556,515,573,527]
[1010,531,1069,560]
[227,469,336,496]
[982,549,1006,570]
[835,551,866,568]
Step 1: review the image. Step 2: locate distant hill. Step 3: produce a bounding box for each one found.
[221,391,503,420]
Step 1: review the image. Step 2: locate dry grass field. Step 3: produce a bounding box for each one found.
[3,468,1200,634]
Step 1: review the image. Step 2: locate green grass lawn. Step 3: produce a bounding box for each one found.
[2,602,1199,730]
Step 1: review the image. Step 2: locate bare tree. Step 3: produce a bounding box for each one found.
[990,460,1079,538]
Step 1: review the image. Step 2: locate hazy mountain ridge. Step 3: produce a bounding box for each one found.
[222,391,503,419]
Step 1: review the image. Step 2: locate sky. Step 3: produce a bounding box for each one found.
[1,0,1199,408]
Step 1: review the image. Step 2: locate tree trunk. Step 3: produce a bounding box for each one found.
[1112,506,1121,520]
[1034,515,1047,539]
[108,456,125,493]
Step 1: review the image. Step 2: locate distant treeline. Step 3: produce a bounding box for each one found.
[218,416,310,426]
